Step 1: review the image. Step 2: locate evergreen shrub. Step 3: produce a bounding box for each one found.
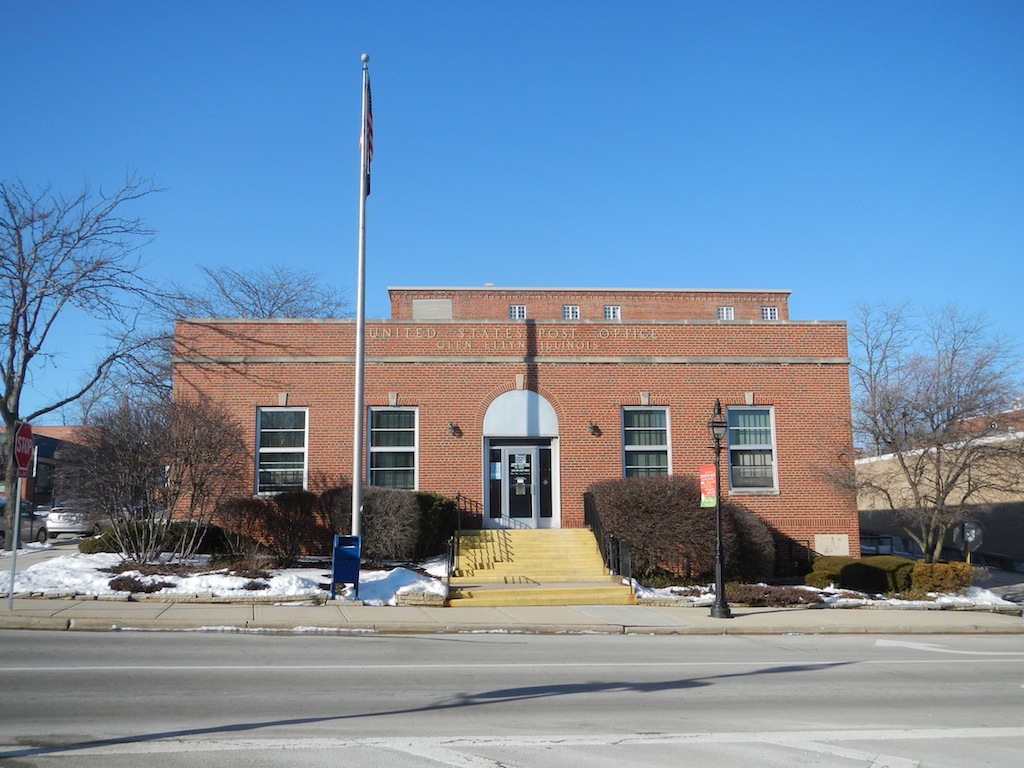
[911,561,976,593]
[806,555,916,593]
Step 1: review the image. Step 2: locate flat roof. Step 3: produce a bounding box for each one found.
[388,286,792,295]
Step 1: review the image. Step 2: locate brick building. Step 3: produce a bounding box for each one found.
[172,286,859,559]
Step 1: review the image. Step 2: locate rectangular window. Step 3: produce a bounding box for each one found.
[369,408,417,490]
[727,406,777,492]
[509,305,527,320]
[256,408,307,493]
[604,305,621,321]
[35,462,54,494]
[761,306,779,321]
[717,306,735,320]
[562,305,580,320]
[623,407,669,477]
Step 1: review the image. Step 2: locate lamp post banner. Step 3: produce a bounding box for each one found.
[699,464,716,508]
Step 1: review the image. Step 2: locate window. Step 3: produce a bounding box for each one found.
[34,461,54,495]
[727,406,777,492]
[256,408,307,493]
[717,306,734,320]
[761,306,779,321]
[509,305,527,320]
[604,305,621,321]
[562,305,580,320]
[623,407,669,476]
[369,408,417,489]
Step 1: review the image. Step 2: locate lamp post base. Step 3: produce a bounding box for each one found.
[709,602,733,619]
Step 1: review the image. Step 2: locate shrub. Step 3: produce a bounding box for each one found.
[212,497,271,558]
[414,492,458,559]
[727,583,823,606]
[78,530,119,554]
[730,508,776,583]
[806,555,915,593]
[78,522,232,559]
[262,491,332,561]
[360,487,422,561]
[912,561,977,593]
[319,485,459,562]
[587,475,741,580]
[107,574,173,593]
[162,522,232,557]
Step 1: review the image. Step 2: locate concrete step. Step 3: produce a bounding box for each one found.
[447,528,627,606]
[451,569,612,583]
[447,581,636,608]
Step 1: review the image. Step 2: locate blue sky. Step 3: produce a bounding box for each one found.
[4,1,1023,422]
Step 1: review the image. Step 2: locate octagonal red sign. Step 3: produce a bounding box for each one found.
[14,422,32,477]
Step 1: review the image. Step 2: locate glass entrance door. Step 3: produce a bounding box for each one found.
[506,449,536,521]
[487,444,553,528]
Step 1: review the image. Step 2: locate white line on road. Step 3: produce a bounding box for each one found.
[4,727,1023,764]
[875,639,1024,655]
[2,655,1023,674]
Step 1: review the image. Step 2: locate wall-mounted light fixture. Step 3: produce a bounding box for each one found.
[586,420,599,435]
[447,422,462,437]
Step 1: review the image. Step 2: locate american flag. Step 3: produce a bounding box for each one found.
[362,74,373,195]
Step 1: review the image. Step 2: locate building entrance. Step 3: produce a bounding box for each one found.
[486,442,554,529]
[482,389,560,529]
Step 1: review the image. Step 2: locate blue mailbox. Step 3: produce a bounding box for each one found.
[330,535,361,600]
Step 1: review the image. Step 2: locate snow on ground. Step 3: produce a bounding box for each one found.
[2,543,1018,609]
[1,545,448,606]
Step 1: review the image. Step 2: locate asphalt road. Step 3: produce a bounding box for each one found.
[1,630,1022,767]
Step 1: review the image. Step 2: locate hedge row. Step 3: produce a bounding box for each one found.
[806,556,977,594]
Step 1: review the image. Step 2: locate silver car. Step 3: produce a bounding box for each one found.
[0,501,48,548]
[45,501,106,539]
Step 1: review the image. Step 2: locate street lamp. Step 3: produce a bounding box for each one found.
[708,400,732,619]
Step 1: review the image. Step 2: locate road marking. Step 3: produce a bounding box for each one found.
[2,655,1024,673]
[875,639,1024,655]
[4,727,1023,763]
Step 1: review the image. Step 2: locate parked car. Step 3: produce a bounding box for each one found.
[45,500,106,539]
[0,500,48,548]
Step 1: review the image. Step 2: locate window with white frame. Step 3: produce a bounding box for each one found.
[256,408,307,493]
[509,305,527,320]
[717,306,735,320]
[761,306,779,321]
[623,407,669,476]
[562,305,580,320]
[604,305,621,321]
[369,408,417,489]
[726,406,777,491]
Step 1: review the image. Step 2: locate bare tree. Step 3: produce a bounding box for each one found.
[849,303,1024,561]
[178,264,349,319]
[0,176,161,547]
[58,394,248,563]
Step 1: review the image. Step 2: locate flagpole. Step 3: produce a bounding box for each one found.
[351,53,371,537]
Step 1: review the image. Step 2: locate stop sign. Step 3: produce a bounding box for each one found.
[14,422,32,478]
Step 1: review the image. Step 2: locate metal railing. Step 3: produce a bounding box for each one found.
[447,493,481,586]
[583,492,633,593]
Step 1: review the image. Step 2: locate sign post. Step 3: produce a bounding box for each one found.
[7,423,31,611]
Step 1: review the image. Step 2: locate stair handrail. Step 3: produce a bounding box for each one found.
[583,492,634,594]
[447,493,465,586]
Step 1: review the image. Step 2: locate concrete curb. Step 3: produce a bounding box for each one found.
[1,596,1021,636]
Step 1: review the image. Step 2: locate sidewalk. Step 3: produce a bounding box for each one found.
[2,596,1022,635]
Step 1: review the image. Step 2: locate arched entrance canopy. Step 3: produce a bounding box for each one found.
[482,390,559,529]
[482,390,558,437]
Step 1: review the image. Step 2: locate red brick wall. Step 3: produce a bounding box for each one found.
[174,311,858,556]
[388,287,792,322]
